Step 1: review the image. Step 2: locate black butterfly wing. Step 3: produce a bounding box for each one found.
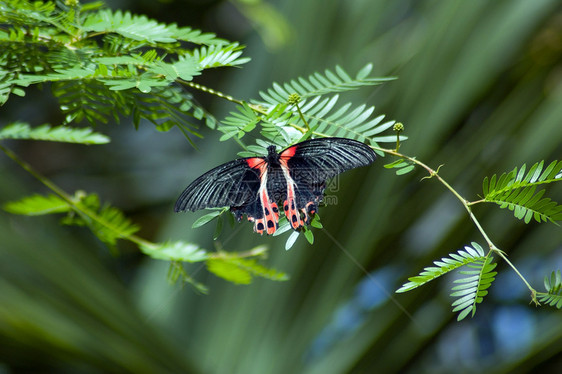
[174,157,264,212]
[281,137,376,183]
[277,137,376,229]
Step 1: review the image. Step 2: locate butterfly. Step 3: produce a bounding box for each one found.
[175,137,376,235]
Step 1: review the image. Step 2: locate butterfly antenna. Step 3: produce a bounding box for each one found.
[320,227,420,328]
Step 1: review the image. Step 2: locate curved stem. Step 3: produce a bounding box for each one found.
[380,145,538,298]
[0,143,154,248]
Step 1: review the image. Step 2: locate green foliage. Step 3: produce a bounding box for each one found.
[3,191,138,248]
[0,122,110,144]
[397,243,497,321]
[220,102,261,141]
[81,8,226,45]
[140,241,208,262]
[384,158,416,175]
[260,65,393,101]
[482,160,562,224]
[2,1,557,321]
[397,243,486,292]
[206,248,289,285]
[284,230,301,250]
[191,209,225,229]
[3,193,70,215]
[64,193,141,248]
[217,64,403,151]
[538,270,562,309]
[451,256,497,321]
[0,0,243,140]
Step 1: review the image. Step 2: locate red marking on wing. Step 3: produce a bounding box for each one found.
[260,188,278,235]
[254,218,265,235]
[279,157,303,229]
[280,145,297,159]
[246,157,265,169]
[245,162,280,235]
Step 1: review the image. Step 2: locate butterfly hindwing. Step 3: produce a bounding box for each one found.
[277,137,376,230]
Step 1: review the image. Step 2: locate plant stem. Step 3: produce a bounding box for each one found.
[379,145,538,298]
[294,102,310,131]
[1,143,270,263]
[294,133,539,301]
[0,142,154,248]
[183,81,245,105]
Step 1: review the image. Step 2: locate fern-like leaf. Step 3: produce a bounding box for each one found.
[83,9,181,44]
[206,248,289,285]
[260,64,393,101]
[397,242,497,320]
[397,243,487,292]
[451,256,497,321]
[384,159,416,175]
[0,122,110,144]
[3,194,69,215]
[537,270,562,309]
[219,102,260,141]
[193,43,251,69]
[82,9,225,45]
[238,65,403,150]
[140,241,209,262]
[64,194,139,247]
[482,160,562,224]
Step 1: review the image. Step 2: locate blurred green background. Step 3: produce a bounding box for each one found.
[1,0,562,372]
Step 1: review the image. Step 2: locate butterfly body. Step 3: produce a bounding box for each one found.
[175,138,376,235]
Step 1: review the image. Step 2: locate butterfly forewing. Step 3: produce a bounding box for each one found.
[281,137,377,184]
[174,158,263,212]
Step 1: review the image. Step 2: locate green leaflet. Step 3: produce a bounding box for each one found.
[82,9,216,44]
[217,65,401,150]
[3,194,70,215]
[0,2,241,141]
[192,210,223,228]
[69,194,140,248]
[0,123,110,144]
[452,257,497,321]
[482,160,562,224]
[259,64,394,101]
[397,243,497,321]
[384,159,416,175]
[206,249,289,285]
[537,270,562,309]
[140,241,209,262]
